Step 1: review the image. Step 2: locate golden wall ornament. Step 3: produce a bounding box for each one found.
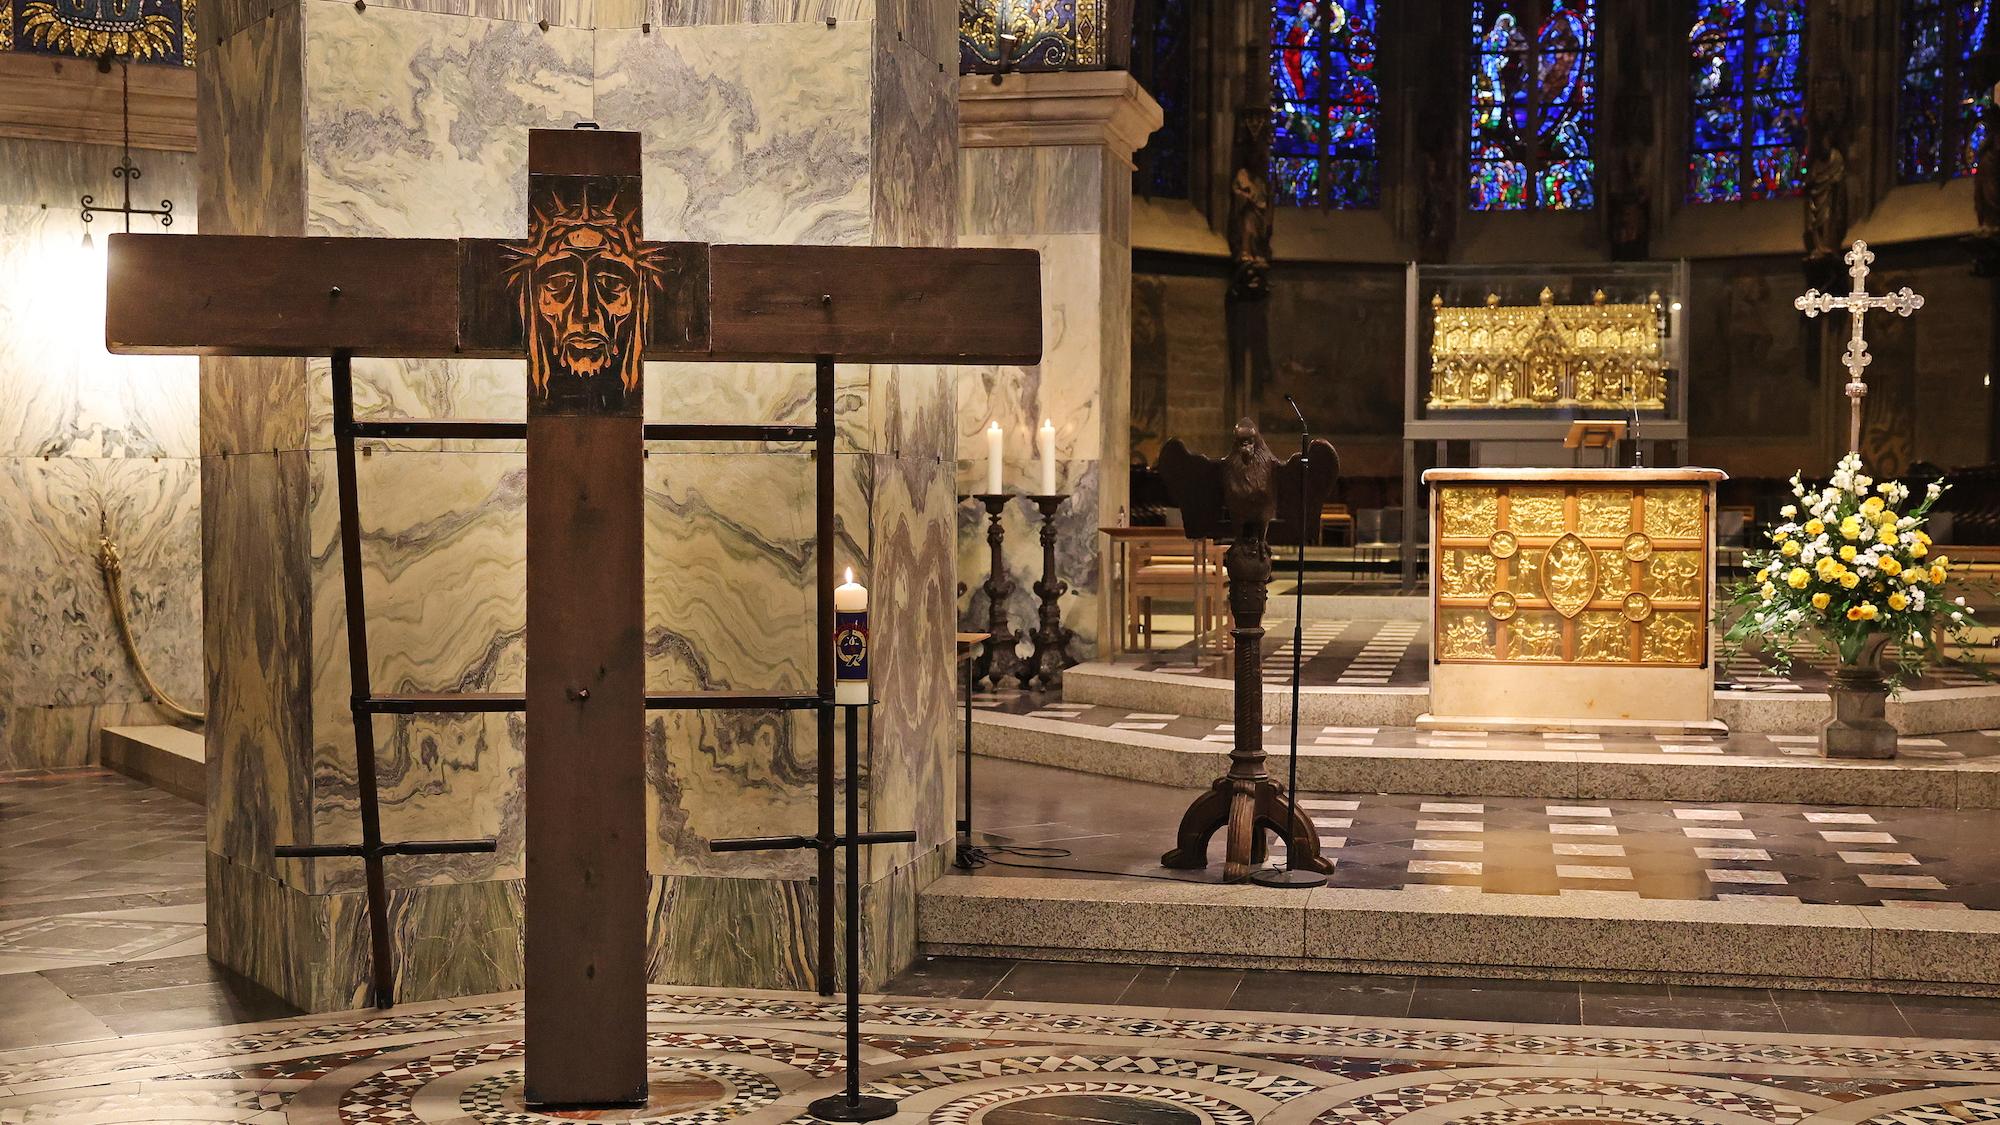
[1427,287,1668,411]
[1430,479,1711,666]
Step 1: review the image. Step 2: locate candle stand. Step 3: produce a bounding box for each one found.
[1021,494,1077,691]
[971,493,1022,690]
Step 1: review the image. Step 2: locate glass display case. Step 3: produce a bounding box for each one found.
[1404,260,1691,439]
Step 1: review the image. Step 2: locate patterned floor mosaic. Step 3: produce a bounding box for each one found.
[1111,618,1993,693]
[7,986,2000,1125]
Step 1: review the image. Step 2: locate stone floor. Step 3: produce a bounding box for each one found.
[1111,617,1994,693]
[0,768,295,1051]
[15,769,2000,1123]
[954,758,2000,909]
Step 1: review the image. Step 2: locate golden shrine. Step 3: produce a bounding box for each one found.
[1426,288,1668,411]
[1422,468,1727,730]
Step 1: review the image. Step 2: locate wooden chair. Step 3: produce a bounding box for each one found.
[1127,538,1226,655]
[1319,503,1354,547]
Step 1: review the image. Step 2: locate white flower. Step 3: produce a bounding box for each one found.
[1781,504,1797,518]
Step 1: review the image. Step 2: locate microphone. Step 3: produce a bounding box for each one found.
[1284,393,1307,433]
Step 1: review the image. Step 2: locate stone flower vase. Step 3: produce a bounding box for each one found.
[1822,634,1897,759]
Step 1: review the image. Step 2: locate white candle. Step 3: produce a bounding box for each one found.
[985,420,1004,495]
[834,567,869,706]
[1038,418,1057,495]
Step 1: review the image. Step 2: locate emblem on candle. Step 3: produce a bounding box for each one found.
[834,568,869,706]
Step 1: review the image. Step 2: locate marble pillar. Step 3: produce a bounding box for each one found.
[955,72,1159,665]
[200,0,963,1011]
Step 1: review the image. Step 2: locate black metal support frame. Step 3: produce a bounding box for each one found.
[708,358,913,1124]
[294,351,858,1011]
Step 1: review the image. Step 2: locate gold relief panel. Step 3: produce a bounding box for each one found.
[1576,611,1631,662]
[1540,533,1598,618]
[1508,612,1565,661]
[1642,488,1704,542]
[1643,551,1704,602]
[1440,487,1499,538]
[1440,550,1499,597]
[1641,611,1703,664]
[1487,591,1518,621]
[1594,550,1632,598]
[1576,489,1633,537]
[1441,612,1497,660]
[1503,549,1541,595]
[1510,488,1568,537]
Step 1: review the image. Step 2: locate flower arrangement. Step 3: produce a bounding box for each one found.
[1722,453,1976,685]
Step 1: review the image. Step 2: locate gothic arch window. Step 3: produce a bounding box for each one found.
[1271,0,1382,208]
[1897,0,1993,182]
[1468,0,1597,210]
[1687,1,1807,202]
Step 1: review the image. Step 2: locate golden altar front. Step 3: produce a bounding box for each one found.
[1423,467,1727,730]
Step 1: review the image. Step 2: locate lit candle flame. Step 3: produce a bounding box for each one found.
[844,566,854,584]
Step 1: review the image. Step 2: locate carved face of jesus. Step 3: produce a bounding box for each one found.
[531,225,641,386]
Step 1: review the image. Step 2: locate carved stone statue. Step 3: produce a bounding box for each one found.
[1227,109,1273,303]
[1804,99,1850,268]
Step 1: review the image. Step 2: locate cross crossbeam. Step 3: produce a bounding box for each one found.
[1795,239,1925,454]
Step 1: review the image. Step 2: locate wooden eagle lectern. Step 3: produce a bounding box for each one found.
[1156,419,1338,883]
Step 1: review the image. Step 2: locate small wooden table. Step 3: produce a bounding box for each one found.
[1100,526,1221,664]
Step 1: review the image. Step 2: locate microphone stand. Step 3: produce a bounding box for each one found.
[1251,395,1328,890]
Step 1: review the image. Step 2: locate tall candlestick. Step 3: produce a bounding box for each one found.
[985,421,1004,495]
[1038,418,1056,495]
[834,567,868,706]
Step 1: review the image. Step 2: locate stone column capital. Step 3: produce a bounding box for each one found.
[958,71,1163,169]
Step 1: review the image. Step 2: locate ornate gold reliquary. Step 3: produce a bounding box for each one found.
[1427,288,1667,411]
[1432,481,1710,667]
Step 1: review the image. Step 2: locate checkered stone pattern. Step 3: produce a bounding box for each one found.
[1441,1108,1720,1125]
[1130,619,1432,687]
[1279,795,1991,909]
[1264,620,1354,685]
[927,1081,1258,1125]
[340,1039,522,1120]
[1861,1095,2000,1123]
[458,1057,778,1125]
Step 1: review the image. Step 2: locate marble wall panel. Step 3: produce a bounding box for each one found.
[645,871,816,991]
[302,1,593,240]
[203,450,313,875]
[593,21,872,246]
[304,449,526,895]
[954,233,1104,472]
[199,1,305,236]
[0,701,171,772]
[870,16,955,249]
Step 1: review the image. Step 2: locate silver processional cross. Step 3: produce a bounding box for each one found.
[1794,239,1925,455]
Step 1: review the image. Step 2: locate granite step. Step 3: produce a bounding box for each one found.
[101,725,205,805]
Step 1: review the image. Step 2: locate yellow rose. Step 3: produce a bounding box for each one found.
[1937,555,1952,570]
[1880,557,1902,577]
[1840,571,1861,589]
[1917,530,1933,546]
[1912,542,1929,559]
[1863,496,1885,516]
[1931,564,1948,584]
[1773,529,1790,543]
[1878,526,1899,546]
[1786,567,1810,589]
[1754,566,1771,583]
[1782,539,1802,557]
[1889,592,1910,611]
[1905,570,1925,586]
[1761,582,1777,599]
[1880,510,1900,526]
[1846,603,1879,622]
[1842,517,1865,540]
[1839,545,1857,562]
[1805,519,1825,536]
[1811,592,1831,611]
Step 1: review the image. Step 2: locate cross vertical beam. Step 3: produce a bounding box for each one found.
[520,129,650,1109]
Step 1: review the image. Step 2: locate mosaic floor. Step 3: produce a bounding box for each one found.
[957,758,2000,909]
[1113,618,1995,693]
[12,980,2000,1125]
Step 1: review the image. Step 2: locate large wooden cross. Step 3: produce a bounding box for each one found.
[105,127,1040,1109]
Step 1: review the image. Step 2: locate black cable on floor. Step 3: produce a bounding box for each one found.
[953,839,1226,883]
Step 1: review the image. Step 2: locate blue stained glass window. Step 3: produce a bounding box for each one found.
[1270,0,1381,208]
[1898,0,1992,181]
[1469,0,1598,211]
[1687,1,1807,203]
